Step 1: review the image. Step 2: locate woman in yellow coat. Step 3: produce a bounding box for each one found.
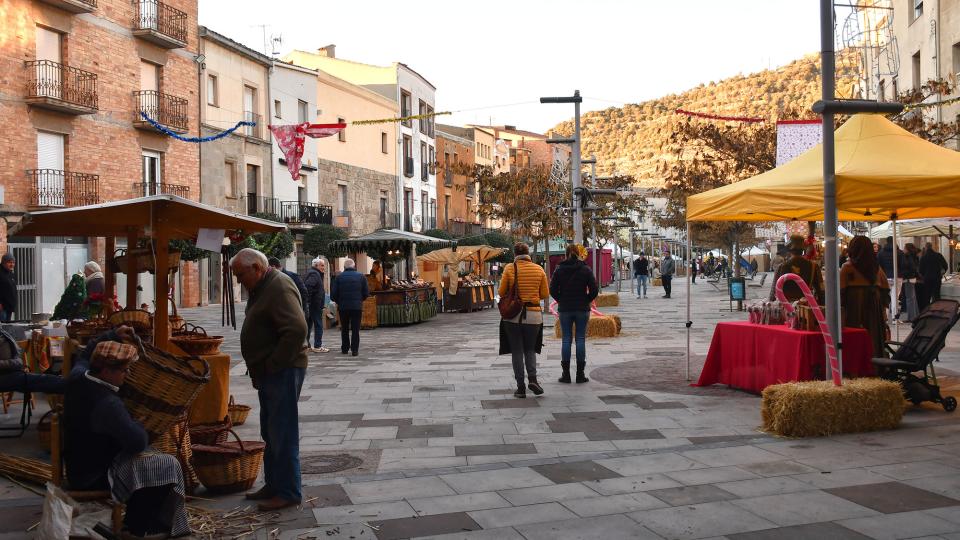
[499,242,549,398]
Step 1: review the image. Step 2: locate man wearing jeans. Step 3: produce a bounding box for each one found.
[331,258,369,356]
[660,250,675,299]
[303,258,329,353]
[633,253,649,299]
[231,248,307,511]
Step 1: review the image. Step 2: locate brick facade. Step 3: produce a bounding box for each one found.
[0,0,200,309]
[435,133,477,235]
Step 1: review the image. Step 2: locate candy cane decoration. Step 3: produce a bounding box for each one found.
[775,273,841,386]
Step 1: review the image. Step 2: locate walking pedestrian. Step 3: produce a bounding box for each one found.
[0,254,15,322]
[268,257,308,318]
[230,248,307,511]
[690,257,698,284]
[550,245,598,384]
[878,236,905,320]
[303,258,329,353]
[919,242,948,305]
[633,252,649,299]
[498,242,549,398]
[901,243,920,321]
[660,250,676,298]
[331,258,369,356]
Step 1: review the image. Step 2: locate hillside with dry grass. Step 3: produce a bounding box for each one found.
[549,52,860,187]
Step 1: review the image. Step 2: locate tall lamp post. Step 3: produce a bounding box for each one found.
[582,156,599,279]
[541,91,583,244]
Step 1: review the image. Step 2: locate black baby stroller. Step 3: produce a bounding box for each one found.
[872,299,959,412]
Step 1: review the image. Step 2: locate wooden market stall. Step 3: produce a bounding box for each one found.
[416,245,503,313]
[330,229,453,326]
[10,194,285,424]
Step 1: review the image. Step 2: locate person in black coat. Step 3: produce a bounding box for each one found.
[550,245,599,384]
[303,257,329,353]
[0,254,17,323]
[331,259,369,356]
[919,242,948,306]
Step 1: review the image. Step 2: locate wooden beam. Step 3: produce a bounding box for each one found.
[104,237,115,314]
[154,232,170,351]
[125,231,138,309]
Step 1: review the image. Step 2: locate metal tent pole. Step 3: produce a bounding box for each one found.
[892,215,899,340]
[686,222,692,381]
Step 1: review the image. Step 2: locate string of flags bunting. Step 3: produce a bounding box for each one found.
[139,112,255,142]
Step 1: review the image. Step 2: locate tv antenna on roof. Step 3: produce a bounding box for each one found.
[270,34,283,57]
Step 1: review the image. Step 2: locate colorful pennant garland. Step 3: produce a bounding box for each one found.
[352,111,452,126]
[138,112,255,142]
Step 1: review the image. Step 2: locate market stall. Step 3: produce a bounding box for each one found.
[416,245,504,313]
[330,229,453,326]
[685,113,960,385]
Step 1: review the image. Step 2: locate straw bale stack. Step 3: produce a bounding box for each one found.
[761,378,904,437]
[595,292,620,307]
[553,314,621,338]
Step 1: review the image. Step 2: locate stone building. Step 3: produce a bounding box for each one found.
[0,0,201,315]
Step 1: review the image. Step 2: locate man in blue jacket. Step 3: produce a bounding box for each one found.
[331,258,369,356]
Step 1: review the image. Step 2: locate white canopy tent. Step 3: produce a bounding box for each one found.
[869,219,960,240]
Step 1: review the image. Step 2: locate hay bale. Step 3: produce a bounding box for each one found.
[553,314,621,338]
[609,314,622,333]
[761,378,904,438]
[595,292,620,307]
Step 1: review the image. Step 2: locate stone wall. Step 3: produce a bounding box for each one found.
[317,158,397,236]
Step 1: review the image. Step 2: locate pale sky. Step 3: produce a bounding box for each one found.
[199,1,837,133]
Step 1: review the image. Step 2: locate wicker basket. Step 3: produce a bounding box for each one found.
[154,413,200,493]
[109,309,153,332]
[170,324,224,356]
[169,297,186,334]
[67,318,113,345]
[108,247,181,275]
[119,339,210,439]
[227,395,251,426]
[192,429,265,494]
[189,415,232,446]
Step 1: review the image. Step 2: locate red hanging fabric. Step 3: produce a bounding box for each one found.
[269,123,346,181]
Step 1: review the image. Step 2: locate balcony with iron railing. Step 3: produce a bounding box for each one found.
[133,90,188,133]
[27,169,99,208]
[466,181,476,199]
[24,60,97,114]
[131,0,188,49]
[334,210,352,230]
[404,157,414,178]
[37,0,96,13]
[132,182,190,198]
[241,195,280,216]
[379,211,400,229]
[278,201,332,226]
[243,111,265,141]
[443,168,453,187]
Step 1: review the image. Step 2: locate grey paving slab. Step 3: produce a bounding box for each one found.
[343,476,456,504]
[730,490,879,526]
[467,502,578,529]
[440,468,553,494]
[737,460,818,477]
[561,492,668,517]
[370,511,482,540]
[792,468,895,489]
[664,465,760,486]
[927,506,960,525]
[312,500,417,525]
[530,460,623,484]
[497,483,599,506]
[585,473,685,495]
[630,500,778,539]
[480,398,540,409]
[825,481,960,513]
[715,476,818,498]
[302,484,353,507]
[397,424,454,439]
[680,445,786,467]
[869,460,960,481]
[584,429,665,441]
[453,443,536,457]
[349,418,414,428]
[514,514,663,540]
[725,522,872,540]
[597,452,705,476]
[408,492,512,516]
[383,397,412,404]
[416,527,526,540]
[838,510,960,540]
[904,474,960,500]
[649,484,738,506]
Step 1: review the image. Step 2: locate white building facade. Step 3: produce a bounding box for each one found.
[396,64,437,233]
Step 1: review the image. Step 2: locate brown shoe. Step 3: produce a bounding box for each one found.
[244,486,274,500]
[257,496,300,511]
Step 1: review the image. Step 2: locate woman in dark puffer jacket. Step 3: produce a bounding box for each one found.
[549,245,599,383]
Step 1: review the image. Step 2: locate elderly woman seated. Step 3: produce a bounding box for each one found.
[64,329,189,539]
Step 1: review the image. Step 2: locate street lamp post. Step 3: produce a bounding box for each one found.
[541,91,583,245]
[582,156,599,280]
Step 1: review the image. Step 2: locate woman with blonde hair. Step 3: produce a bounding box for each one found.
[499,242,549,398]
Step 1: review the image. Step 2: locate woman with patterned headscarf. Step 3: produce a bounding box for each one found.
[841,235,891,357]
[83,261,104,298]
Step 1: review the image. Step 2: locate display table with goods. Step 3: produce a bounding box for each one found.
[443,275,496,313]
[372,280,438,325]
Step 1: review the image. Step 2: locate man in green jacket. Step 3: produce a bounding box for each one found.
[230,248,307,511]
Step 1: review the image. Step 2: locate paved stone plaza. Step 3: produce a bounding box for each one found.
[2,274,960,539]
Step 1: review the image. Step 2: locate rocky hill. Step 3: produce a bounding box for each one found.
[549,52,860,187]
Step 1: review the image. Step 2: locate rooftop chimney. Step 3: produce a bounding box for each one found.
[317,44,336,58]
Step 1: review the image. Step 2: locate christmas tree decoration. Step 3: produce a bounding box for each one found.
[52,274,87,321]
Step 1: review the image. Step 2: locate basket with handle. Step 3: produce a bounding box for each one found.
[188,414,232,446]
[227,395,251,426]
[119,337,210,439]
[153,412,200,493]
[191,429,265,494]
[169,296,185,334]
[169,323,224,356]
[108,247,181,275]
[109,308,153,332]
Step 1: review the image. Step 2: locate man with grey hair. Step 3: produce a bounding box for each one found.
[229,248,307,511]
[303,257,329,352]
[331,258,369,356]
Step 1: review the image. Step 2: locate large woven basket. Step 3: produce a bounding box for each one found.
[189,415,231,446]
[170,324,223,356]
[119,339,210,439]
[154,413,200,493]
[109,247,181,275]
[192,429,265,494]
[227,395,251,426]
[109,309,153,332]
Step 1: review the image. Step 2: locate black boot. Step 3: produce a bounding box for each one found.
[558,364,571,384]
[528,376,544,395]
[514,382,526,398]
[576,366,589,384]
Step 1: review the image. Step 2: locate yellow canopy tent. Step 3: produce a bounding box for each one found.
[416,245,505,297]
[687,114,960,223]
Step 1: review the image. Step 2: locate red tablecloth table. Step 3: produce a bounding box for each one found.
[694,321,876,393]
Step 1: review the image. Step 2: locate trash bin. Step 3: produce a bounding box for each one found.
[729,277,746,302]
